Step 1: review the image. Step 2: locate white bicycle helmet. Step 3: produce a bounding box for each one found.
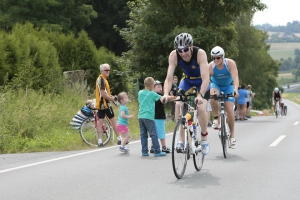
[274,87,279,92]
[211,46,225,58]
[174,33,193,49]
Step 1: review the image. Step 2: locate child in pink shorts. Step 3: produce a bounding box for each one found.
[116,92,134,152]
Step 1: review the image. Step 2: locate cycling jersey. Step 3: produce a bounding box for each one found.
[273,92,281,101]
[211,58,233,86]
[95,75,112,110]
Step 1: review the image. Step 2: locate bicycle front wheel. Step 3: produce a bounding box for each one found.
[193,126,204,171]
[220,114,228,158]
[172,118,188,179]
[80,117,111,147]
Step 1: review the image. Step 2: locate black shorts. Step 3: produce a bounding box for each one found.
[246,102,249,108]
[97,107,115,119]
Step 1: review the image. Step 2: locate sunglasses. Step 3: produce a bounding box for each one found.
[212,56,222,60]
[103,69,110,72]
[177,47,190,53]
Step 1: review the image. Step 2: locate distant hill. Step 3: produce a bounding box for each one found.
[268,43,300,60]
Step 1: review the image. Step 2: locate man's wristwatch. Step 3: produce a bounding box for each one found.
[199,92,205,98]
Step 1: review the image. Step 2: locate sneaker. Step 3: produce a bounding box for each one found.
[212,119,220,130]
[154,151,167,157]
[229,138,237,149]
[150,147,154,153]
[162,146,171,153]
[98,143,103,147]
[200,140,210,155]
[119,146,130,152]
[176,142,184,150]
[142,152,149,156]
[117,140,129,145]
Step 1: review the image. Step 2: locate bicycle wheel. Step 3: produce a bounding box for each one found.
[172,118,188,179]
[193,125,204,171]
[220,114,228,158]
[80,117,111,147]
[284,107,287,116]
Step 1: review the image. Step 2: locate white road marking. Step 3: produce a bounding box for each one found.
[270,135,286,147]
[293,121,299,125]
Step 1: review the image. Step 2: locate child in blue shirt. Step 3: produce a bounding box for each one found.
[117,92,134,152]
[138,77,166,157]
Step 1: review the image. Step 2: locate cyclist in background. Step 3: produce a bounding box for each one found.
[281,101,287,115]
[272,87,282,114]
[162,33,210,155]
[209,46,239,149]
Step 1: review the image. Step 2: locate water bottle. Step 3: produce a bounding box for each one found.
[192,122,197,139]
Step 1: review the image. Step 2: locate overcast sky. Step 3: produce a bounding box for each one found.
[252,0,299,26]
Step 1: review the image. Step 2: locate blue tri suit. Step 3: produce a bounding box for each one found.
[176,46,210,100]
[210,58,235,103]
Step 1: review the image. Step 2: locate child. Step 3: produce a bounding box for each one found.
[138,77,166,157]
[150,80,174,153]
[116,92,134,152]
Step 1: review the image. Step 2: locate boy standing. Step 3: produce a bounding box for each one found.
[138,77,166,157]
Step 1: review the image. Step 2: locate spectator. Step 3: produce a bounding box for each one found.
[237,84,248,120]
[246,85,255,118]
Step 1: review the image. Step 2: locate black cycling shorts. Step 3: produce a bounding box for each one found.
[97,107,115,119]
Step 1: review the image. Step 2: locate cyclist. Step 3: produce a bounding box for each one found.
[162,33,210,155]
[272,87,282,114]
[209,46,239,149]
[281,101,287,115]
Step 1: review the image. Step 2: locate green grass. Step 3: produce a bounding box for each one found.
[276,72,295,86]
[0,85,176,153]
[268,43,300,60]
[282,93,300,105]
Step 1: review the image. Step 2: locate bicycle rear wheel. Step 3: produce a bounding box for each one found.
[220,114,228,158]
[80,117,111,147]
[193,125,204,171]
[172,118,188,179]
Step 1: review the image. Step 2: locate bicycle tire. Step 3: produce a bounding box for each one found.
[284,107,287,116]
[172,118,188,179]
[80,117,111,147]
[275,103,279,118]
[193,125,204,171]
[220,113,228,158]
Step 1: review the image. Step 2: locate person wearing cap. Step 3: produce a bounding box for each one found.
[149,80,176,153]
[162,33,211,155]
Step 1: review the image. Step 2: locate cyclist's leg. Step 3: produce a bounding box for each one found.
[210,83,221,129]
[223,85,235,137]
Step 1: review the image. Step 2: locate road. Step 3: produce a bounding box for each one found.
[1,99,300,200]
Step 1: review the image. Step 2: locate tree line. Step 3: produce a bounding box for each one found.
[0,0,281,109]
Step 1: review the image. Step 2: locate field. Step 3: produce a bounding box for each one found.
[277,70,294,86]
[268,43,300,60]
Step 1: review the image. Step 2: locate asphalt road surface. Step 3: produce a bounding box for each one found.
[1,99,300,200]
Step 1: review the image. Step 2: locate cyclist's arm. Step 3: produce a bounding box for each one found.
[164,50,177,98]
[197,49,209,97]
[228,59,239,93]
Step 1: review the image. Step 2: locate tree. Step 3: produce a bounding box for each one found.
[117,0,266,83]
[234,11,279,109]
[292,64,300,81]
[0,0,97,33]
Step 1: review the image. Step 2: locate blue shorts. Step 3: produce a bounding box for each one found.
[154,119,165,139]
[210,83,235,103]
[178,78,210,93]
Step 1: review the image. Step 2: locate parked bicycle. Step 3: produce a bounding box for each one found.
[171,88,204,179]
[210,91,234,158]
[79,110,113,147]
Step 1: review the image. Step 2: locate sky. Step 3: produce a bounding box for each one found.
[252,0,300,26]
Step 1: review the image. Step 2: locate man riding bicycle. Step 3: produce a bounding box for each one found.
[208,46,239,149]
[162,33,210,155]
[272,87,282,114]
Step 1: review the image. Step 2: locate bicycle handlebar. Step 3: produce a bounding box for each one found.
[210,92,235,101]
[174,89,197,102]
